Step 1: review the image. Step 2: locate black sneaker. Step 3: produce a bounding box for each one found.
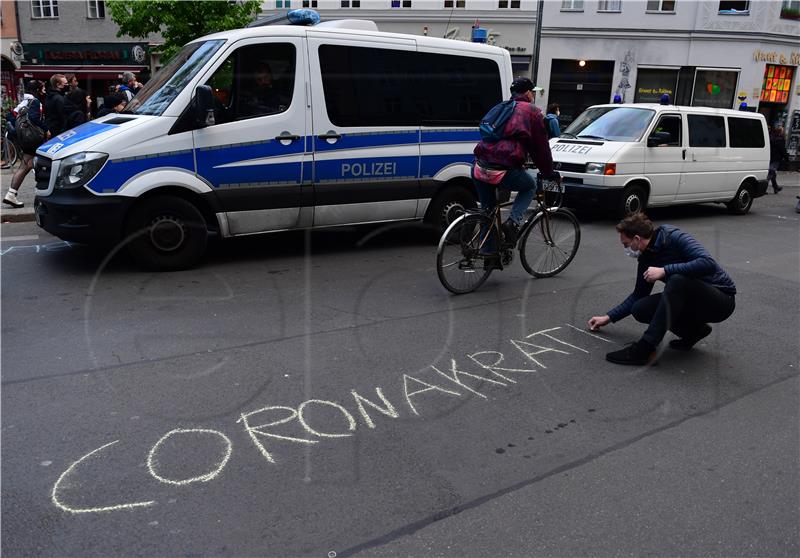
[501,219,520,246]
[483,255,502,270]
[605,340,655,365]
[669,324,712,351]
[773,185,783,193]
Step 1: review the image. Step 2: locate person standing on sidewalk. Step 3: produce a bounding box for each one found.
[544,103,561,139]
[587,213,737,366]
[3,80,47,208]
[45,74,69,138]
[768,126,788,193]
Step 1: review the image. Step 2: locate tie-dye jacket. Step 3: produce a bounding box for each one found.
[473,93,554,176]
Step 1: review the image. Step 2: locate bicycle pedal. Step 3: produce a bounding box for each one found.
[501,250,513,266]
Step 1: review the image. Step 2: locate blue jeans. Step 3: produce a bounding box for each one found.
[472,166,537,225]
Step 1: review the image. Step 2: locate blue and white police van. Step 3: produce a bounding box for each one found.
[33,13,511,270]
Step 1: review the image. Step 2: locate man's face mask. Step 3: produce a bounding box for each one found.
[623,235,641,258]
[624,246,641,258]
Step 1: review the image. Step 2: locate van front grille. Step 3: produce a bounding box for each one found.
[555,162,585,174]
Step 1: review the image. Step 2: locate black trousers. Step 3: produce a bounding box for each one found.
[632,274,736,347]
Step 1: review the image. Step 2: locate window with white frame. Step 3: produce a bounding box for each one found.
[718,1,749,13]
[302,0,318,7]
[87,0,105,18]
[31,0,59,18]
[341,0,361,6]
[444,0,466,7]
[499,0,521,7]
[561,0,584,10]
[780,0,799,19]
[646,0,675,11]
[598,0,621,11]
[391,0,412,7]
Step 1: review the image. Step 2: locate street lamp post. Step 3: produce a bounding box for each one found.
[531,0,544,85]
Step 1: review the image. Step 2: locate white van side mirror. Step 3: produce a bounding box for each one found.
[195,85,216,127]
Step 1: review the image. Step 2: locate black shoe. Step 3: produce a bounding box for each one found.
[483,255,502,271]
[773,185,783,193]
[669,324,712,351]
[501,219,519,246]
[606,340,655,365]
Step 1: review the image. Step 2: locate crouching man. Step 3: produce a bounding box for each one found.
[588,213,736,365]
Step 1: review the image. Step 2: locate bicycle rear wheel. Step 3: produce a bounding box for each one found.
[519,208,580,278]
[436,213,494,294]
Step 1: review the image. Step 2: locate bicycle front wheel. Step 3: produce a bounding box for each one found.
[519,208,580,278]
[1,136,17,167]
[436,213,494,294]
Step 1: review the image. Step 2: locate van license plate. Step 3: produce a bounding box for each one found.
[542,181,564,193]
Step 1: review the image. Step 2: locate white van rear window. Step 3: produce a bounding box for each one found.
[728,117,765,148]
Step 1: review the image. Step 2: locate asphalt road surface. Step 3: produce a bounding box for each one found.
[2,187,799,557]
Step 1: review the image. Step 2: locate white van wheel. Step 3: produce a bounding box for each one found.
[726,184,753,215]
[619,185,647,217]
[125,195,208,270]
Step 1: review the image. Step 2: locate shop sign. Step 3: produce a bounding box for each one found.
[26,43,148,65]
[753,49,800,66]
[634,68,678,103]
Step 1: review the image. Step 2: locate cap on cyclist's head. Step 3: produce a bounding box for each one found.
[510,76,535,94]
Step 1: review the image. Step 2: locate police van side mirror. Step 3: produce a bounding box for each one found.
[195,85,215,127]
[647,131,671,147]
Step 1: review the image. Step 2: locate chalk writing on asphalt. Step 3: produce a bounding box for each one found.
[0,241,73,256]
[51,325,603,515]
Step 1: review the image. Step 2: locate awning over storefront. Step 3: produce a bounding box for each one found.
[16,65,147,79]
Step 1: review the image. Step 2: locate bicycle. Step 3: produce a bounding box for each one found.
[436,174,581,294]
[1,129,19,169]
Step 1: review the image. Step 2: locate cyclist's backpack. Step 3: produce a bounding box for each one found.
[479,100,516,143]
[16,100,46,150]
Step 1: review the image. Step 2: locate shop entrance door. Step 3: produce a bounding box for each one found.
[547,59,615,128]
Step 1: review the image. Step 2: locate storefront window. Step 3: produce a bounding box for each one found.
[692,69,738,109]
[780,0,800,20]
[761,65,794,104]
[634,68,678,103]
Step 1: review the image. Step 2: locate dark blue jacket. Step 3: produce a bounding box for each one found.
[608,225,736,322]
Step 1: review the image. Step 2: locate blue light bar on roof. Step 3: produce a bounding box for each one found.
[287,9,320,25]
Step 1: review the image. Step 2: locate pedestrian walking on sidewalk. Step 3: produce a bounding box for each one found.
[768,126,788,193]
[4,80,47,209]
[588,213,736,366]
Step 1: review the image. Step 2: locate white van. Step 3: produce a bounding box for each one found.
[33,15,510,270]
[551,103,769,217]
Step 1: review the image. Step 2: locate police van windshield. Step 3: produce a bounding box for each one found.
[124,40,226,116]
[563,106,655,142]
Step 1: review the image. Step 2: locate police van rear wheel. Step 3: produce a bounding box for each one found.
[125,196,208,271]
[425,186,477,231]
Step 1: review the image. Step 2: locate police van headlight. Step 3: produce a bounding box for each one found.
[55,152,108,189]
[585,162,616,175]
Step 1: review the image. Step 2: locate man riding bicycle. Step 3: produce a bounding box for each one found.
[472,76,559,269]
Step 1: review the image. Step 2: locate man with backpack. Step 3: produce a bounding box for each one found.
[472,76,558,268]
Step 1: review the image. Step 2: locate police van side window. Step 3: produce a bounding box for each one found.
[653,115,682,146]
[318,45,502,127]
[688,114,726,147]
[319,45,418,127]
[728,117,765,148]
[413,52,502,126]
[205,43,296,123]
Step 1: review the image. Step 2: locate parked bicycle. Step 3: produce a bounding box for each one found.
[1,128,19,169]
[436,174,581,294]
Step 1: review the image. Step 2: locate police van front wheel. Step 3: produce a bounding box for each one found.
[125,196,208,271]
[618,185,647,218]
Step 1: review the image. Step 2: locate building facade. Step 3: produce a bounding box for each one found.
[273,0,799,158]
[11,0,162,111]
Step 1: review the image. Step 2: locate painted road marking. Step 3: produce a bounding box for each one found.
[1,235,40,242]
